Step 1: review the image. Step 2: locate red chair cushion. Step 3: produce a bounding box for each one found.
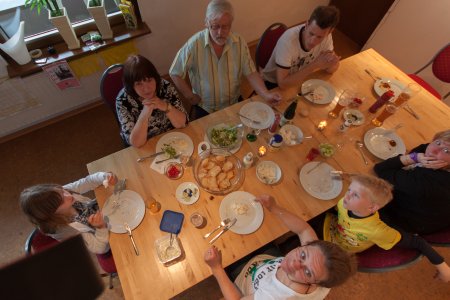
[32,230,60,253]
[422,227,450,245]
[357,245,421,270]
[96,250,117,274]
[408,74,442,100]
[432,44,450,83]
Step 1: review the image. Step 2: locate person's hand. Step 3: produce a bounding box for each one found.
[262,91,282,106]
[315,50,340,70]
[204,246,223,270]
[141,98,155,116]
[434,262,450,283]
[106,172,118,186]
[417,153,449,169]
[88,211,106,229]
[255,194,276,211]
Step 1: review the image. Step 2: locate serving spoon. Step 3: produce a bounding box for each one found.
[356,141,368,165]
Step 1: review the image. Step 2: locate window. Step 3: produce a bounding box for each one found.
[0,0,141,45]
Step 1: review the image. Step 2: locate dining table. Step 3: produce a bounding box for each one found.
[87,48,450,299]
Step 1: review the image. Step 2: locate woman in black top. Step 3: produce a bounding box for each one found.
[374,129,450,234]
[116,55,188,147]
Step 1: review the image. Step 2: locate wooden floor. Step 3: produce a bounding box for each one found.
[1,30,449,299]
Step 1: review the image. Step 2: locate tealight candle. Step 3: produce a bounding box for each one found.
[258,146,267,157]
[317,120,327,131]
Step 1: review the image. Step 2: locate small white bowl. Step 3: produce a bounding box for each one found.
[256,161,282,185]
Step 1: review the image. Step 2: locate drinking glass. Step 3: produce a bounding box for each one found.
[392,83,421,107]
[146,196,161,214]
[328,89,354,118]
[371,104,398,127]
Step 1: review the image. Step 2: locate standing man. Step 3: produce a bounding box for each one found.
[170,0,281,119]
[263,6,341,90]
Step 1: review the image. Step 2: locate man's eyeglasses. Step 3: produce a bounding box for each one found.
[209,23,231,31]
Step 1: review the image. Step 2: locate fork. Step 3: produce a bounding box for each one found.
[237,113,261,124]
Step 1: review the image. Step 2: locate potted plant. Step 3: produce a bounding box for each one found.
[85,0,113,39]
[25,0,80,50]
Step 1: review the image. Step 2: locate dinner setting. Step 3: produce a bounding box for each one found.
[85,41,449,297]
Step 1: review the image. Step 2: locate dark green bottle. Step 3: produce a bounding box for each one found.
[279,98,298,126]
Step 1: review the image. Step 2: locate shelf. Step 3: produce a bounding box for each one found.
[6,22,151,78]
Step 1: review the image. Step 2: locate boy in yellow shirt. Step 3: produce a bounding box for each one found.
[323,174,450,282]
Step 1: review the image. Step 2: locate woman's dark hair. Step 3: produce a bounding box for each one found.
[306,240,357,288]
[19,184,69,234]
[309,6,340,29]
[122,54,162,100]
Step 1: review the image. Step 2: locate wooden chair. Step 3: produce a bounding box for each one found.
[356,245,423,273]
[25,228,118,289]
[408,43,450,100]
[100,64,129,147]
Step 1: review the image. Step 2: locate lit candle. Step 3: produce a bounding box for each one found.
[258,146,267,157]
[317,120,327,131]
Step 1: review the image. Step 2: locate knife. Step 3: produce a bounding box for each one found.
[137,151,165,162]
[124,222,139,256]
[209,218,237,244]
[307,161,324,174]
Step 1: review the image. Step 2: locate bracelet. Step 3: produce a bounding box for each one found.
[409,152,419,163]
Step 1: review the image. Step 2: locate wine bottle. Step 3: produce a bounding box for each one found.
[279,98,298,126]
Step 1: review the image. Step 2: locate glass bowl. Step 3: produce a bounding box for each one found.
[165,162,184,180]
[193,148,244,195]
[206,122,243,151]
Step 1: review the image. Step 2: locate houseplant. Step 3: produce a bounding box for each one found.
[85,0,113,39]
[25,0,80,50]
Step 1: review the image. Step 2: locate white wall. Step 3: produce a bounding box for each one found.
[363,0,450,105]
[0,0,327,138]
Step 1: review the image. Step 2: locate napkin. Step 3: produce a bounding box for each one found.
[150,157,181,174]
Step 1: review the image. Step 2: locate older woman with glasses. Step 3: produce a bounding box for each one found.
[204,194,356,299]
[374,129,450,235]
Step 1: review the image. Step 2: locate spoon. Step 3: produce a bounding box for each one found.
[203,218,231,239]
[155,154,181,164]
[356,141,368,165]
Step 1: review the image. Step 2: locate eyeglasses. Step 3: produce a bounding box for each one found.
[209,23,231,31]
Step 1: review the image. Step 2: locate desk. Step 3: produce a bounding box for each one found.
[87,49,450,299]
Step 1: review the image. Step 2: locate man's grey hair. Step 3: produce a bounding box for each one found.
[205,0,234,23]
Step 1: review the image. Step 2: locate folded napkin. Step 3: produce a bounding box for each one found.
[150,157,181,174]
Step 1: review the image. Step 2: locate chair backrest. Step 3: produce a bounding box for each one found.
[356,245,422,273]
[431,43,450,83]
[100,64,124,125]
[25,228,59,256]
[255,23,288,72]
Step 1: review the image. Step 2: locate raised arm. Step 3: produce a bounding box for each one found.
[255,194,318,244]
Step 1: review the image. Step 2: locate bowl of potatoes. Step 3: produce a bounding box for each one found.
[194,148,244,195]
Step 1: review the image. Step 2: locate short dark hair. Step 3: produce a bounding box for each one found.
[307,240,357,288]
[122,54,162,100]
[309,6,340,29]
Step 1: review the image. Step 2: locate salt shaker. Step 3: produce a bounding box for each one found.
[338,119,353,132]
[243,152,254,169]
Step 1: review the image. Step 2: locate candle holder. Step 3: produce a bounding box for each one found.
[317,120,327,131]
[258,146,267,157]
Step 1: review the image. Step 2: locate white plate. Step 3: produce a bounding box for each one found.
[374,78,406,99]
[301,79,336,104]
[102,190,145,233]
[256,161,282,185]
[204,133,242,154]
[219,191,264,234]
[239,102,275,130]
[175,182,200,205]
[156,132,194,159]
[279,124,303,145]
[342,109,365,126]
[364,128,406,160]
[299,162,343,200]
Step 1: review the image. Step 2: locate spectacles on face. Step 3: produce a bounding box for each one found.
[295,247,317,283]
[208,23,231,31]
